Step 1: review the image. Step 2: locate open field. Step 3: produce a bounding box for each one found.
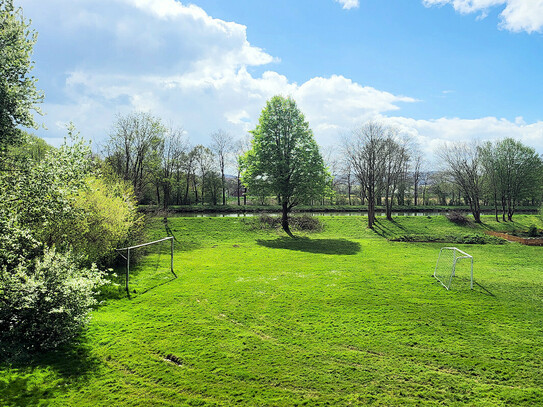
[1,215,543,406]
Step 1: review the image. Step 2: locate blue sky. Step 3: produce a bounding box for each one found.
[20,0,543,161]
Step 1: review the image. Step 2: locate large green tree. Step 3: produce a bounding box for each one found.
[242,96,329,237]
[0,1,43,155]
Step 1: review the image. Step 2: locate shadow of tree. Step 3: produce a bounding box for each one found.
[0,340,99,406]
[372,218,406,239]
[256,237,361,255]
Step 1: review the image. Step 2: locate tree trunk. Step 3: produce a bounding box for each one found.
[367,194,375,229]
[193,175,198,204]
[237,170,241,206]
[222,171,226,205]
[347,174,352,205]
[422,184,427,206]
[163,183,170,210]
[281,201,294,237]
[201,174,205,206]
[508,198,515,221]
[494,191,499,222]
[471,197,481,223]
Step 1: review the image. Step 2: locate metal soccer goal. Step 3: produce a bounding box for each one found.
[116,236,176,295]
[434,247,473,290]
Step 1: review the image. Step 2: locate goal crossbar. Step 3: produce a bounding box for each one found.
[116,236,174,251]
[116,236,176,296]
[434,247,473,290]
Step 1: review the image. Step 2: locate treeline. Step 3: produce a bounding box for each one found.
[342,122,543,227]
[103,112,246,207]
[103,113,543,229]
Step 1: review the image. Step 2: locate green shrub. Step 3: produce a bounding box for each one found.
[291,214,323,232]
[67,176,142,266]
[0,216,108,354]
[0,246,106,354]
[527,225,539,237]
[0,212,43,271]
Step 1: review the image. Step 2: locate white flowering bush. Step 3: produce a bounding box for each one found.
[0,244,106,352]
[0,215,107,353]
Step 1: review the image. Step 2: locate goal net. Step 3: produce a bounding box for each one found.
[433,247,473,290]
[116,236,176,295]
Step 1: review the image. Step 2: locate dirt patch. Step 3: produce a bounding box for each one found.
[484,230,543,246]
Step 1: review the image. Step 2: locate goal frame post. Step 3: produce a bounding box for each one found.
[116,236,176,295]
[434,246,473,290]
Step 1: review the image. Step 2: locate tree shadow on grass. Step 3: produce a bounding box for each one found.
[256,237,361,255]
[372,218,407,239]
[0,339,100,406]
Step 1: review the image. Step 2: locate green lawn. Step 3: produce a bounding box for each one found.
[2,215,543,406]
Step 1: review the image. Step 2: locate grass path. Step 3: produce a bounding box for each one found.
[1,215,543,406]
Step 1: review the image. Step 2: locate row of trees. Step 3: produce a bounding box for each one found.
[342,123,542,228]
[104,112,245,207]
[102,108,543,232]
[344,122,413,228]
[441,139,543,223]
[102,112,426,212]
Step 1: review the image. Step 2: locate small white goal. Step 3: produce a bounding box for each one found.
[116,237,176,295]
[434,247,473,290]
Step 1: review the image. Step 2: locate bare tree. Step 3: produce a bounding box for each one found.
[193,145,214,205]
[412,153,423,206]
[323,147,340,205]
[211,130,234,206]
[158,127,187,208]
[382,131,411,220]
[439,142,483,223]
[345,122,387,228]
[182,146,198,205]
[342,160,354,206]
[104,112,165,201]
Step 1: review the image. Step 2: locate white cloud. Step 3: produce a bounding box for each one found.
[335,0,360,10]
[22,0,412,150]
[20,0,543,164]
[422,0,543,33]
[382,115,543,166]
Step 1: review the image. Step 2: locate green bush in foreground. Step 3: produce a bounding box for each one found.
[0,134,139,354]
[0,212,107,355]
[0,242,106,355]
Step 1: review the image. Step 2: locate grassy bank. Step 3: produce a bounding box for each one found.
[1,215,542,406]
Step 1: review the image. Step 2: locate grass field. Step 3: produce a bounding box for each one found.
[1,215,543,406]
